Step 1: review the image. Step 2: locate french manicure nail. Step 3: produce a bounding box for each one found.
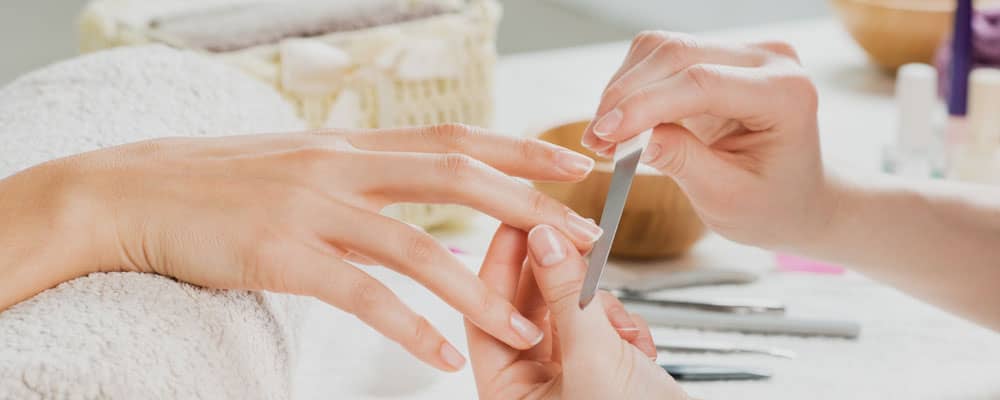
[594,109,623,138]
[567,212,603,243]
[640,143,661,163]
[439,342,466,370]
[528,225,568,266]
[510,313,544,346]
[556,150,595,176]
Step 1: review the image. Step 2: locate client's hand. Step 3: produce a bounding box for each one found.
[0,124,603,372]
[466,224,688,400]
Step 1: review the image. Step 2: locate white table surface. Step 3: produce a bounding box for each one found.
[294,18,1000,400]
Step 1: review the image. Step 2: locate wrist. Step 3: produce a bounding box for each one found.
[0,159,105,309]
[780,171,860,258]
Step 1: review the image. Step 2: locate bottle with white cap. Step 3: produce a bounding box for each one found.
[882,63,946,178]
[951,68,1000,184]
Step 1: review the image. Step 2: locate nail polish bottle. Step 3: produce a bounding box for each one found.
[882,63,946,178]
[950,68,1000,184]
[944,0,974,170]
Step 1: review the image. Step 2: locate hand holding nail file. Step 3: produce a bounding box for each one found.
[579,129,653,308]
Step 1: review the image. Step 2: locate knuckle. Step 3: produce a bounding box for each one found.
[288,146,338,176]
[664,142,689,176]
[402,233,440,266]
[515,137,553,163]
[124,137,184,158]
[604,80,626,101]
[774,72,818,111]
[408,316,436,350]
[757,40,800,60]
[631,84,656,106]
[437,153,482,180]
[426,123,473,150]
[654,33,698,58]
[528,190,552,219]
[546,278,584,311]
[633,30,666,51]
[684,64,720,95]
[655,135,689,176]
[347,277,383,316]
[474,289,495,318]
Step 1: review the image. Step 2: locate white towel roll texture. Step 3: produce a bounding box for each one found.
[0,45,307,399]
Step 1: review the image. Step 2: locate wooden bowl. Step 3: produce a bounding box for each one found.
[532,120,705,259]
[829,0,1000,72]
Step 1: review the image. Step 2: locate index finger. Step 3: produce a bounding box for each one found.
[591,62,812,143]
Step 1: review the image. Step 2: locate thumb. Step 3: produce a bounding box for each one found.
[526,225,618,351]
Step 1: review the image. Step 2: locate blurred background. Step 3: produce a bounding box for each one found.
[1,0,830,84]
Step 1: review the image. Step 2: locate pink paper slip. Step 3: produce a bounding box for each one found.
[775,253,845,275]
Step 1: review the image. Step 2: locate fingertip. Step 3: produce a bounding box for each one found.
[598,291,639,339]
[439,341,467,371]
[597,145,616,158]
[629,312,658,359]
[510,312,545,349]
[527,224,570,268]
[593,109,623,140]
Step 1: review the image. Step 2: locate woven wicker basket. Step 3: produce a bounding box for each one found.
[78,0,499,229]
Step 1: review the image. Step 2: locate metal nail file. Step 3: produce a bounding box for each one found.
[611,289,787,315]
[579,129,652,309]
[661,364,772,381]
[656,340,797,359]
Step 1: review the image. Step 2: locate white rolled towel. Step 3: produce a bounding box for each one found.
[0,45,307,399]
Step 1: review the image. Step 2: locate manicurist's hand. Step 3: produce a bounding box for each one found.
[581,32,830,250]
[0,124,604,372]
[466,224,687,400]
[580,32,1000,332]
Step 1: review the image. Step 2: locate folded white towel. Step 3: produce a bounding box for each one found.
[0,45,307,399]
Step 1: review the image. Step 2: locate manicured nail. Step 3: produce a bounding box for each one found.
[556,150,595,176]
[597,146,615,158]
[510,313,544,346]
[528,225,568,266]
[567,212,603,243]
[581,131,599,148]
[594,109,623,138]
[640,143,661,164]
[615,327,641,336]
[439,342,466,370]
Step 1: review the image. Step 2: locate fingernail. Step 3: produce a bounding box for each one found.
[556,150,595,176]
[593,109,622,138]
[566,212,603,243]
[510,313,544,346]
[439,342,466,370]
[640,143,661,164]
[528,225,568,266]
[581,132,598,149]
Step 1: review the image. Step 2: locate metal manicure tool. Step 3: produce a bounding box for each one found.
[610,288,787,315]
[656,340,797,359]
[579,129,652,308]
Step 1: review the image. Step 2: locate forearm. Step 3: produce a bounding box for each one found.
[804,174,1000,330]
[0,161,101,311]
